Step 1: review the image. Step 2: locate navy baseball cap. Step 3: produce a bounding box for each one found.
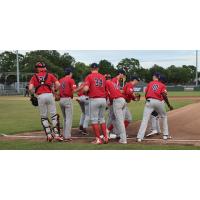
[117,69,126,75]
[90,63,99,68]
[159,74,167,83]
[153,72,161,79]
[64,67,74,75]
[130,75,141,81]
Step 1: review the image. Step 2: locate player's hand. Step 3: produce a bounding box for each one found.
[54,93,60,101]
[169,105,174,110]
[134,93,141,101]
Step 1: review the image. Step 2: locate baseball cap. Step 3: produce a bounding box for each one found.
[153,72,161,79]
[35,62,46,68]
[90,63,99,68]
[130,75,141,81]
[64,67,74,75]
[117,69,126,75]
[159,74,167,83]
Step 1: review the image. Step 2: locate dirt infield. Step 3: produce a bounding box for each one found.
[1,99,200,146]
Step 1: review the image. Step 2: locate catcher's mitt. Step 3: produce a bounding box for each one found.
[134,93,141,101]
[30,94,38,106]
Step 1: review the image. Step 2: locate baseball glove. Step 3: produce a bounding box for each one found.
[30,94,38,106]
[134,93,141,101]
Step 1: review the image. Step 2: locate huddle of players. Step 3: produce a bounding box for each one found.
[29,61,173,144]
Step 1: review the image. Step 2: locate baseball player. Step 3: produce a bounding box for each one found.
[106,75,141,139]
[122,76,141,128]
[77,82,90,135]
[106,70,126,137]
[106,76,127,144]
[29,62,63,142]
[83,63,108,144]
[137,72,173,142]
[59,67,80,141]
[146,75,171,138]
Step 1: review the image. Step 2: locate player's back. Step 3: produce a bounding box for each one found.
[85,72,106,98]
[146,80,166,100]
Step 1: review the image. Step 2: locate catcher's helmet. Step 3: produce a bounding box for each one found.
[35,62,46,68]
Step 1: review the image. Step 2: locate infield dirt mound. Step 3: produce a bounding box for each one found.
[126,101,200,140]
[1,101,200,146]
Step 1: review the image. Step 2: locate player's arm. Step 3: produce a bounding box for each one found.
[83,76,90,92]
[29,83,35,95]
[161,89,173,110]
[54,80,60,91]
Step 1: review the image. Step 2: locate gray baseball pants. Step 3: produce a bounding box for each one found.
[89,98,106,124]
[79,96,90,128]
[137,98,169,140]
[59,97,73,139]
[113,97,127,143]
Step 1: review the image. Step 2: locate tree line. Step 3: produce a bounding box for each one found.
[0,50,198,85]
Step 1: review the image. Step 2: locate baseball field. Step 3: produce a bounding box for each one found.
[0,91,200,150]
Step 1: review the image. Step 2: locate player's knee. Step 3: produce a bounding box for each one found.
[51,114,58,127]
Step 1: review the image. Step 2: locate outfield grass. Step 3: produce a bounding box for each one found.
[0,94,196,134]
[0,140,199,150]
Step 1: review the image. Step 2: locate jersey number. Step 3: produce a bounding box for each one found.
[94,78,103,87]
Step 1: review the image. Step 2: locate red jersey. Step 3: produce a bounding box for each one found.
[84,72,106,98]
[111,77,120,89]
[123,82,135,102]
[145,80,167,101]
[106,80,124,100]
[59,76,77,98]
[29,72,57,95]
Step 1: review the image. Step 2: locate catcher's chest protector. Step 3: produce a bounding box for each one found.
[34,73,52,93]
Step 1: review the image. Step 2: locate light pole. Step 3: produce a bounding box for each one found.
[16,50,20,93]
[196,50,198,87]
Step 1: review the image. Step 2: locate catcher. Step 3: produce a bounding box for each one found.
[29,62,63,142]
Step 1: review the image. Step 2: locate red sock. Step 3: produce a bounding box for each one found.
[92,124,100,139]
[100,123,107,138]
[108,124,114,131]
[124,120,130,128]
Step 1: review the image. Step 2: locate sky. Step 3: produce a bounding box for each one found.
[0,50,198,69]
[65,50,198,68]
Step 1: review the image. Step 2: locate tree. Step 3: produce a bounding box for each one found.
[98,60,117,77]
[117,58,143,81]
[0,51,24,72]
[145,64,166,83]
[73,62,90,83]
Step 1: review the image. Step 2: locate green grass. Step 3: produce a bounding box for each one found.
[0,140,199,150]
[0,95,194,134]
[139,91,200,97]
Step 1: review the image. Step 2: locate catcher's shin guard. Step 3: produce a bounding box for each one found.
[41,118,52,135]
[51,114,61,135]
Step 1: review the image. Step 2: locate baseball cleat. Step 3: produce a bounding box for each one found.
[63,138,73,142]
[163,135,168,140]
[136,138,142,143]
[54,134,64,142]
[103,136,109,144]
[47,134,54,142]
[118,139,127,144]
[146,130,159,137]
[91,138,103,145]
